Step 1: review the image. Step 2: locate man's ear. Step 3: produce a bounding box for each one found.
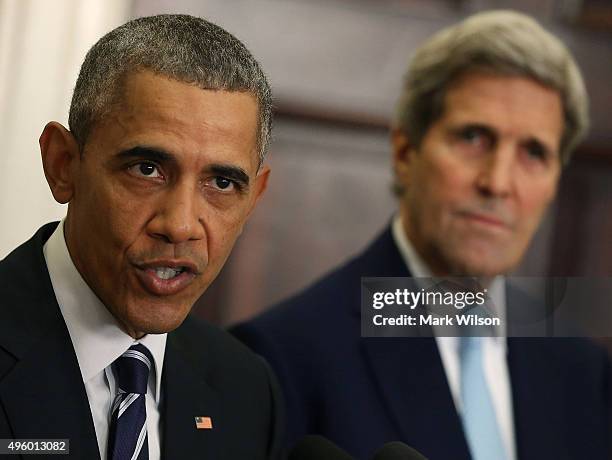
[39,121,80,204]
[391,127,415,188]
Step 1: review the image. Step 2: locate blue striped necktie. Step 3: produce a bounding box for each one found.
[107,343,153,460]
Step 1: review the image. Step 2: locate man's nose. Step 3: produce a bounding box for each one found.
[475,145,514,198]
[147,183,205,244]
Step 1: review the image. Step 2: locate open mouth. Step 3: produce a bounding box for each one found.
[154,266,187,280]
[133,262,199,296]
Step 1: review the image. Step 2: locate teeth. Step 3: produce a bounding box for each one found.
[154,267,183,280]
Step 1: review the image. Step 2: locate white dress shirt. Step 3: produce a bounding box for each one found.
[391,216,517,460]
[43,220,167,460]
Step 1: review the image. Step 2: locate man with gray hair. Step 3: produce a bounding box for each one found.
[234,10,611,460]
[0,14,281,460]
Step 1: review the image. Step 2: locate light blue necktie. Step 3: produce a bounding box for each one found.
[460,335,507,460]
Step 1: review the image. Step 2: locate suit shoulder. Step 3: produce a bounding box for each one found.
[0,222,58,308]
[230,258,366,373]
[243,256,362,329]
[172,315,272,381]
[235,226,402,334]
[233,228,402,354]
[0,223,60,357]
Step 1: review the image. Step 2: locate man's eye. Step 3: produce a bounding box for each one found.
[453,126,495,154]
[459,128,487,146]
[524,141,548,162]
[461,129,480,142]
[212,177,235,191]
[128,162,162,179]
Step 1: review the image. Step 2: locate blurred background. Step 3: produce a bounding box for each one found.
[1,0,611,327]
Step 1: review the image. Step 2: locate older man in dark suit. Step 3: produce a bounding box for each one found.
[0,14,281,460]
[233,10,611,460]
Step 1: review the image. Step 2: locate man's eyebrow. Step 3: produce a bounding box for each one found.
[453,123,496,136]
[116,146,175,163]
[209,164,250,186]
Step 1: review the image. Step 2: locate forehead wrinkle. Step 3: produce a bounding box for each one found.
[114,103,256,158]
[99,72,260,171]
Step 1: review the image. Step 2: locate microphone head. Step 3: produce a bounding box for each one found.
[288,435,354,460]
[371,441,428,460]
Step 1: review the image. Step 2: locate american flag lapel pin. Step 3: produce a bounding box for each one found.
[195,416,213,430]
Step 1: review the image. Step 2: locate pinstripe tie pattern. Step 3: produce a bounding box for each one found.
[107,344,153,460]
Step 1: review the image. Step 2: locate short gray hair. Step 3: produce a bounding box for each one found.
[69,14,272,165]
[394,10,589,165]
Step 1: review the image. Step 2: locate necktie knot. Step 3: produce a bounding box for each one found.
[113,343,153,395]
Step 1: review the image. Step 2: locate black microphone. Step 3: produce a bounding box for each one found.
[370,441,429,460]
[288,435,354,459]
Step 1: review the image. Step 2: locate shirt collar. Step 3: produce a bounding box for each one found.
[391,214,433,279]
[43,220,167,402]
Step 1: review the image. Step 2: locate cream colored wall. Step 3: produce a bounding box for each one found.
[0,0,131,258]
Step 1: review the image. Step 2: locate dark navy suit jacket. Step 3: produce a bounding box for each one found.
[233,226,611,460]
[0,223,283,459]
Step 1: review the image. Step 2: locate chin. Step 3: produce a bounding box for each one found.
[123,301,194,336]
[445,239,518,275]
[454,256,516,278]
[131,315,189,336]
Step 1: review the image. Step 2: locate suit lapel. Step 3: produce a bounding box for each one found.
[161,331,221,460]
[362,338,472,459]
[506,286,569,460]
[0,325,100,459]
[357,227,472,459]
[0,223,99,459]
[508,339,569,460]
